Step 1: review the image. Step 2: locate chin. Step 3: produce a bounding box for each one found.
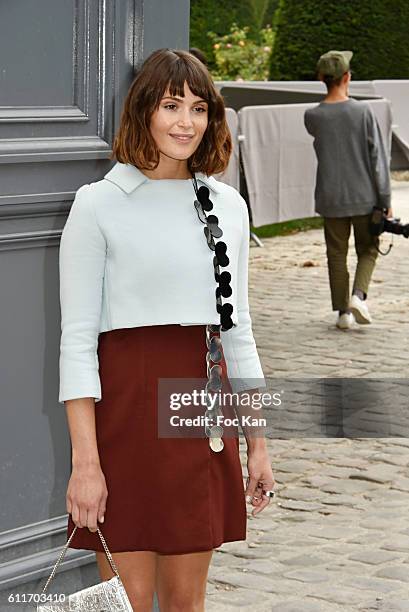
[164,149,196,161]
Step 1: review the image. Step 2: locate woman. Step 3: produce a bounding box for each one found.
[58,48,275,612]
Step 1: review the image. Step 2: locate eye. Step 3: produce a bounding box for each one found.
[163,103,207,112]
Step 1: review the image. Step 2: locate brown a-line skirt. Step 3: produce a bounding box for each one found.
[66,324,247,555]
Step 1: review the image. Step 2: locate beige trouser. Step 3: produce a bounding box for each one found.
[323,214,380,312]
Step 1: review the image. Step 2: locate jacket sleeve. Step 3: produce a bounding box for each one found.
[221,191,266,393]
[366,106,391,210]
[58,184,107,404]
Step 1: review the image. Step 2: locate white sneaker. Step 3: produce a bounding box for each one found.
[336,312,355,329]
[349,294,372,324]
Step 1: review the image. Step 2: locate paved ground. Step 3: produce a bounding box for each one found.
[205,180,409,611]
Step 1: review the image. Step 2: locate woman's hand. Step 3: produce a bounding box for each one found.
[245,444,275,517]
[66,462,108,532]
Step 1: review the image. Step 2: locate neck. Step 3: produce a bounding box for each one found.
[139,155,192,180]
[324,85,349,103]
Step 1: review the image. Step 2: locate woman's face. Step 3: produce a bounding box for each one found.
[149,81,209,163]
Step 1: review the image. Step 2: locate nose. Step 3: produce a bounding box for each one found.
[176,107,194,128]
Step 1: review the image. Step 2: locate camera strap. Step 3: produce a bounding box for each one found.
[375,237,393,256]
[376,238,393,255]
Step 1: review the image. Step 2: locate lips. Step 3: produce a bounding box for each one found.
[169,134,194,142]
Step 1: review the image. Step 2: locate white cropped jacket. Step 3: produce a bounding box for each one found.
[58,162,266,403]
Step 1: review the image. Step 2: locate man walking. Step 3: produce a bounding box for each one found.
[304,50,391,329]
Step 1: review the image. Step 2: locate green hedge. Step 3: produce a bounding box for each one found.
[269,0,409,80]
[190,0,278,70]
[251,217,323,238]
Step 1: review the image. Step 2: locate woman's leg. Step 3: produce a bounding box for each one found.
[96,550,157,612]
[156,549,214,612]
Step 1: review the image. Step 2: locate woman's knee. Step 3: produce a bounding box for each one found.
[124,587,155,612]
[160,591,205,612]
[157,578,207,612]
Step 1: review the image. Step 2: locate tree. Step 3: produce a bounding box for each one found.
[209,23,274,80]
[190,0,278,71]
[269,0,409,80]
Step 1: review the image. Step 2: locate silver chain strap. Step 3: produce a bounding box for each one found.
[205,324,225,453]
[41,526,120,594]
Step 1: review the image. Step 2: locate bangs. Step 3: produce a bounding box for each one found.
[153,52,216,113]
[171,65,213,102]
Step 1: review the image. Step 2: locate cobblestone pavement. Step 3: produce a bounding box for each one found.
[205,181,409,611]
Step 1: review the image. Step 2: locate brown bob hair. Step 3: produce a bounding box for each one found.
[110,49,232,176]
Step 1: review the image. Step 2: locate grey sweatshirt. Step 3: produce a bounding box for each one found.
[304,98,391,217]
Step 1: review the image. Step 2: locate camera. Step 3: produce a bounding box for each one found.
[369,206,409,238]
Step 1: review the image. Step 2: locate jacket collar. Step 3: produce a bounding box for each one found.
[103,161,220,195]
